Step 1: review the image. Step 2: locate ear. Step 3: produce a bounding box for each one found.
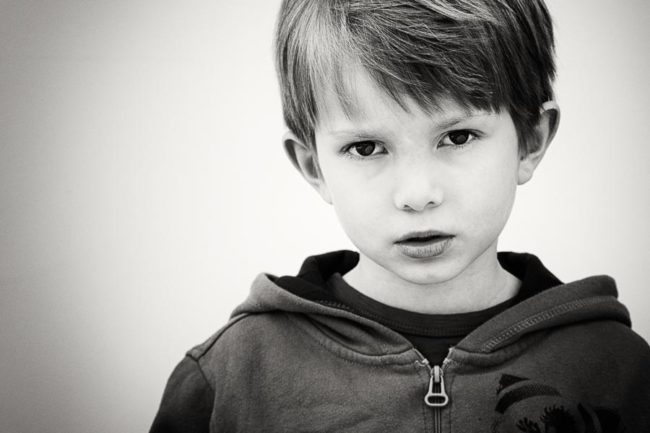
[517,100,561,185]
[283,131,332,204]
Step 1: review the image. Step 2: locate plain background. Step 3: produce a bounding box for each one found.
[1,1,648,432]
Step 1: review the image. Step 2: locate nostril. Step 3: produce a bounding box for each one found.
[401,200,440,212]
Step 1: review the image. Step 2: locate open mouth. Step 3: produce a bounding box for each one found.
[400,234,449,244]
[395,231,454,258]
[395,231,453,245]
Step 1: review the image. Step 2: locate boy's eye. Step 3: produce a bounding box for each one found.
[440,130,476,147]
[346,141,385,158]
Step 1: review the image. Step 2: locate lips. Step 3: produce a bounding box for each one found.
[394,230,454,259]
[395,230,452,244]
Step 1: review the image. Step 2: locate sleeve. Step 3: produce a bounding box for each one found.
[619,331,650,431]
[150,356,215,433]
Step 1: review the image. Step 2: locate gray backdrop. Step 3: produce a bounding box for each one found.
[1,1,648,432]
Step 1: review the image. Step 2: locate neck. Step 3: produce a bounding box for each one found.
[343,246,520,314]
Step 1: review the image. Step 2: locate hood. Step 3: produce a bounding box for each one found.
[231,250,631,362]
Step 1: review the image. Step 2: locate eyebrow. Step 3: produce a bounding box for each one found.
[325,112,488,138]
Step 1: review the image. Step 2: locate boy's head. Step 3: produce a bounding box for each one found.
[275,0,557,155]
[275,0,561,290]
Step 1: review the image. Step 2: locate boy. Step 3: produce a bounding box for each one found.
[151,0,650,431]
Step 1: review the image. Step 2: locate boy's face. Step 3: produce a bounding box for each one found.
[292,67,546,287]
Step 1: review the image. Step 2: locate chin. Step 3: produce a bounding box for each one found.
[389,260,460,286]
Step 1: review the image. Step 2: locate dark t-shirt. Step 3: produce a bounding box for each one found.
[324,252,562,365]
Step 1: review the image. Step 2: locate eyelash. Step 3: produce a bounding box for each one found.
[341,130,479,159]
[341,141,387,159]
[440,130,479,149]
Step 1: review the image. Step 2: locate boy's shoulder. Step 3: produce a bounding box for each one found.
[185,267,649,366]
[158,264,650,432]
[186,252,648,365]
[187,310,290,364]
[546,310,650,364]
[181,249,649,378]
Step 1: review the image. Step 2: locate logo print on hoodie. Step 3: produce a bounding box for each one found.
[492,374,625,433]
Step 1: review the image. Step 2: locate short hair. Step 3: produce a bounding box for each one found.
[274,0,556,155]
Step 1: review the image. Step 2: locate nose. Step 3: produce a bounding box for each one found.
[392,157,444,212]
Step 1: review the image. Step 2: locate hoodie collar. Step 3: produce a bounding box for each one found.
[232,250,630,363]
[457,274,629,354]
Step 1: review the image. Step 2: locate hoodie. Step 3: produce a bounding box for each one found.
[151,251,650,433]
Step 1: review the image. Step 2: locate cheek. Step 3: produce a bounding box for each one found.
[330,181,384,227]
[319,155,378,208]
[322,167,388,238]
[486,179,517,226]
[459,156,519,229]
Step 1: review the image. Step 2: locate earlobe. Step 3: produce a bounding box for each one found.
[282,131,332,204]
[517,101,561,185]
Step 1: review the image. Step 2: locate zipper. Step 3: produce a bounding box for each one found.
[315,300,453,430]
[424,364,449,407]
[416,354,451,433]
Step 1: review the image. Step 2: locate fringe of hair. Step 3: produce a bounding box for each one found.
[275,0,556,154]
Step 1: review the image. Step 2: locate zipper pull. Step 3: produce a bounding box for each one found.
[424,365,449,407]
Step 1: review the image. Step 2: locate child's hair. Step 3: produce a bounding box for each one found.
[275,0,556,155]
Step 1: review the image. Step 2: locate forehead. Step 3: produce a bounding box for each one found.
[314,65,478,134]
